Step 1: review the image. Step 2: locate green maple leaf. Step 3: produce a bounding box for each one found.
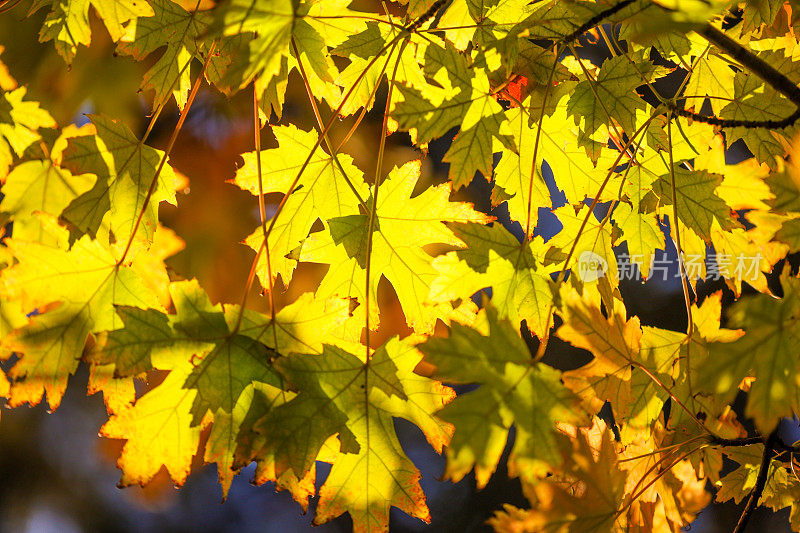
[393,43,514,188]
[86,305,174,376]
[651,166,740,241]
[166,280,281,424]
[740,0,784,32]
[60,114,179,248]
[516,0,644,42]
[718,444,800,531]
[314,338,453,530]
[223,292,353,499]
[219,0,297,91]
[232,382,328,506]
[219,0,362,105]
[768,165,800,214]
[775,217,800,252]
[247,344,400,478]
[96,282,352,496]
[116,0,215,109]
[232,124,368,287]
[331,15,431,116]
[419,304,580,487]
[721,51,800,167]
[242,338,452,530]
[32,0,155,62]
[429,222,553,337]
[301,160,490,333]
[1,302,92,409]
[697,270,800,432]
[567,53,666,136]
[550,203,619,284]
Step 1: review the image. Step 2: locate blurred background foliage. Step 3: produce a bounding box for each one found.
[0,0,795,531]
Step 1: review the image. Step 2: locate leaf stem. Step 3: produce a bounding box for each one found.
[250,80,278,349]
[666,114,694,400]
[290,38,369,211]
[364,39,407,359]
[523,47,560,240]
[232,34,403,328]
[117,39,217,265]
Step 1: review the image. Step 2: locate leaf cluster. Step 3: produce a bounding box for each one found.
[4,0,800,531]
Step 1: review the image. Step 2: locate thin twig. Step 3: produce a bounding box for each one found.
[117,40,217,265]
[733,429,779,533]
[671,24,800,129]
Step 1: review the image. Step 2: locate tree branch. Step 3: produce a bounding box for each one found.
[670,23,800,129]
[562,0,638,44]
[732,429,779,533]
[710,435,765,447]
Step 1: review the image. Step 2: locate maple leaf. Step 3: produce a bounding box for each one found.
[313,338,453,530]
[95,279,289,488]
[218,0,295,83]
[696,269,800,432]
[32,0,155,62]
[232,383,335,506]
[393,43,514,187]
[242,337,452,530]
[332,16,430,116]
[301,160,491,333]
[0,219,161,409]
[86,305,174,376]
[224,293,354,500]
[60,114,180,248]
[682,51,736,116]
[717,444,800,531]
[554,280,675,443]
[721,51,800,167]
[495,93,617,226]
[612,201,664,279]
[101,362,210,487]
[488,420,629,533]
[550,203,619,285]
[232,124,367,288]
[219,0,361,105]
[0,86,56,177]
[0,159,95,243]
[567,52,666,136]
[419,304,581,487]
[116,0,215,109]
[0,122,96,244]
[164,280,282,424]
[206,382,310,500]
[428,222,553,337]
[651,166,741,241]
